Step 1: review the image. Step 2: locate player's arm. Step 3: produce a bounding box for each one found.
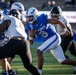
[0,20,11,31]
[28,29,36,45]
[48,18,67,28]
[22,20,26,26]
[48,18,70,35]
[62,23,73,37]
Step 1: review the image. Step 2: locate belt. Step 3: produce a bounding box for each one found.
[11,37,25,41]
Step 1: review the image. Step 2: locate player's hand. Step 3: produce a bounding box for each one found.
[65,31,70,35]
[61,31,70,37]
[29,29,36,38]
[64,28,70,35]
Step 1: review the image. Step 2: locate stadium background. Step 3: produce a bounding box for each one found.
[0,0,76,42]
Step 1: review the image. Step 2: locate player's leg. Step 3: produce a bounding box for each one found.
[68,41,76,73]
[0,39,39,75]
[0,58,16,75]
[37,34,61,75]
[50,45,76,65]
[0,59,9,75]
[0,39,16,75]
[19,40,40,75]
[0,39,13,75]
[61,32,76,73]
[61,37,73,53]
[69,41,76,56]
[37,49,44,75]
[6,56,16,75]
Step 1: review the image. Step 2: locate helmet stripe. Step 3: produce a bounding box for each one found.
[14,4,21,9]
[31,9,35,14]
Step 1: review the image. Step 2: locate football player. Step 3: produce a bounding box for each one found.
[0,9,40,75]
[25,7,76,75]
[50,6,76,74]
[0,9,14,75]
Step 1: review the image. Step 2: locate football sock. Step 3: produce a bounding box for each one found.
[2,69,7,73]
[73,65,76,72]
[38,69,42,75]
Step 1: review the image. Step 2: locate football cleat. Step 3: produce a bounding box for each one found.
[73,71,76,74]
[2,71,8,75]
[8,69,16,75]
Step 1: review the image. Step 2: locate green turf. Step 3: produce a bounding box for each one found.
[0,42,76,75]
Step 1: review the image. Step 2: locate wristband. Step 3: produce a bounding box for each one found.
[64,28,68,32]
[29,37,33,40]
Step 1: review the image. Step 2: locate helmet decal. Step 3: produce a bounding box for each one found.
[11,2,24,11]
[31,9,35,14]
[14,3,22,9]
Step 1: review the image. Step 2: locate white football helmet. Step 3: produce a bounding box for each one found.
[11,2,24,11]
[26,7,38,23]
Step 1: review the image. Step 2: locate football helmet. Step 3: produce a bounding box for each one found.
[26,7,38,23]
[11,2,24,11]
[50,6,62,18]
[9,9,21,19]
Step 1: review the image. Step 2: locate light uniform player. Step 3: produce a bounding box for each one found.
[25,7,76,75]
[0,2,26,75]
[0,9,40,75]
[0,9,15,75]
[50,6,76,74]
[6,2,26,70]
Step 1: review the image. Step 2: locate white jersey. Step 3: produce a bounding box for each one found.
[0,15,4,23]
[54,15,72,35]
[20,11,26,21]
[3,15,27,40]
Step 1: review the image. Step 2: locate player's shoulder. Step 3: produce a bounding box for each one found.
[38,13,48,22]
[60,15,67,20]
[39,13,48,18]
[4,15,21,23]
[3,15,13,19]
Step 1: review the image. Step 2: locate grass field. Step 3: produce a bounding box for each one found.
[0,42,76,75]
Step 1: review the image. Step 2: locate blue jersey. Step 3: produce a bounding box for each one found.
[26,14,57,40]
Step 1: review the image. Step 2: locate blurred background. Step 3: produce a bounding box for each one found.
[0,0,76,42]
[0,0,76,24]
[0,0,76,11]
[19,0,76,11]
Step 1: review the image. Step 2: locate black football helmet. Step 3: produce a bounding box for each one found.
[50,6,62,18]
[9,9,20,19]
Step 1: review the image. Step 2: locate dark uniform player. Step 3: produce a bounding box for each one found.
[0,9,40,75]
[50,6,76,74]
